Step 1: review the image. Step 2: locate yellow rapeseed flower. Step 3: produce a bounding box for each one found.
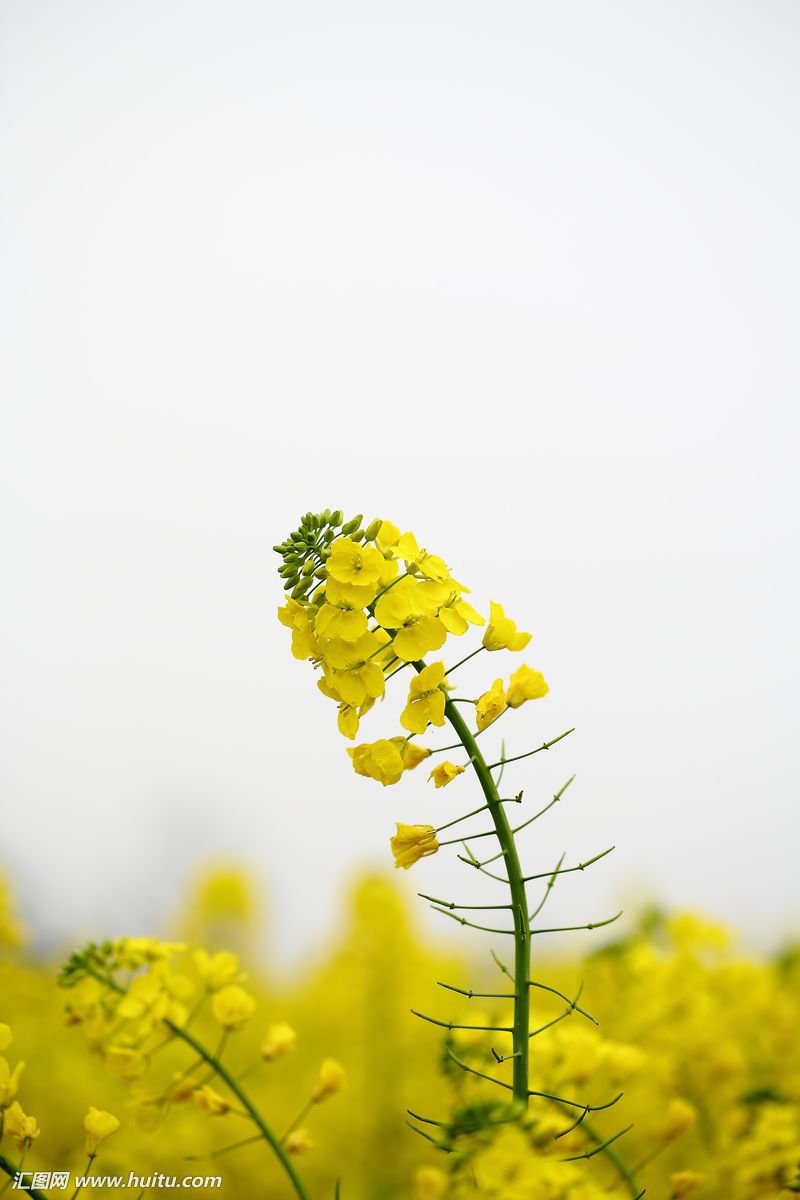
[482,601,532,652]
[193,1085,230,1115]
[321,632,386,706]
[671,1172,704,1198]
[374,584,447,661]
[0,1025,11,1051]
[661,1098,697,1140]
[390,823,440,869]
[194,949,241,991]
[3,1101,40,1151]
[428,761,465,788]
[261,1022,297,1061]
[0,1057,24,1108]
[475,679,507,730]
[326,538,384,588]
[506,663,549,708]
[211,985,257,1031]
[286,1128,314,1154]
[400,662,447,734]
[84,1107,121,1155]
[311,1058,346,1102]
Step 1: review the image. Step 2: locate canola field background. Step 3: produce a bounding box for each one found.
[1,867,799,1200]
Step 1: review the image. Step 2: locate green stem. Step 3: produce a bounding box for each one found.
[414,661,531,1107]
[0,1156,47,1200]
[164,1019,311,1200]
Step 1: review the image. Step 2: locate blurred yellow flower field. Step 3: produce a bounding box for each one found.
[2,871,799,1199]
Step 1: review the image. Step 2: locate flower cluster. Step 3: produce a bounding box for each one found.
[59,935,345,1186]
[276,511,550,868]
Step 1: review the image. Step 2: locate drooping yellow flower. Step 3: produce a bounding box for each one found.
[506,664,549,708]
[401,742,431,771]
[321,632,386,706]
[261,1022,297,1061]
[211,985,257,1031]
[286,1128,314,1154]
[374,584,446,661]
[326,537,385,587]
[400,661,447,734]
[476,679,507,730]
[349,739,405,786]
[0,1057,24,1108]
[482,601,532,652]
[390,823,440,869]
[429,761,465,788]
[84,1107,121,1155]
[194,1085,231,1115]
[311,1058,346,1102]
[194,950,241,991]
[3,1101,40,1151]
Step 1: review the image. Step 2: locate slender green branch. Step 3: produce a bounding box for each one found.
[485,729,575,770]
[531,911,622,935]
[0,1157,48,1200]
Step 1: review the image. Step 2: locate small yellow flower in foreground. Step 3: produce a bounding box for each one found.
[429,761,465,788]
[286,1128,314,1155]
[3,1101,40,1151]
[400,662,447,734]
[261,1022,297,1061]
[506,663,549,708]
[211,985,257,1030]
[194,949,241,991]
[349,738,405,786]
[661,1097,697,1140]
[671,1172,704,1198]
[0,1057,24,1108]
[84,1107,121,1155]
[482,601,532,652]
[194,1085,231,1116]
[0,1025,11,1051]
[311,1058,346,1102]
[475,679,507,730]
[391,823,440,869]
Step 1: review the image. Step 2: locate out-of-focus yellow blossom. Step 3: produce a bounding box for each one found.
[400,661,447,734]
[311,1058,346,1103]
[0,1025,11,1051]
[506,663,549,708]
[114,938,186,971]
[193,1086,230,1116]
[476,678,507,730]
[211,985,256,1030]
[414,1166,449,1199]
[194,950,241,991]
[115,963,193,1036]
[84,1107,120,1155]
[261,1022,297,1061]
[428,761,465,788]
[0,1057,24,1108]
[482,601,532,652]
[390,823,439,870]
[326,538,385,588]
[0,880,24,947]
[3,1100,40,1150]
[286,1128,314,1154]
[671,1171,705,1197]
[374,583,447,662]
[660,1097,698,1140]
[104,1046,148,1081]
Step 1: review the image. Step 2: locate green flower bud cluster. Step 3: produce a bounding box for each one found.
[272,510,382,600]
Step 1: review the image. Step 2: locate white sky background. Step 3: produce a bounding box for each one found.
[1,1,798,965]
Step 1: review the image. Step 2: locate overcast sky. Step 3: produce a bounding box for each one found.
[1,0,798,965]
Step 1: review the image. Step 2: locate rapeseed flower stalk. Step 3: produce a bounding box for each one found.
[57,940,344,1200]
[275,510,641,1195]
